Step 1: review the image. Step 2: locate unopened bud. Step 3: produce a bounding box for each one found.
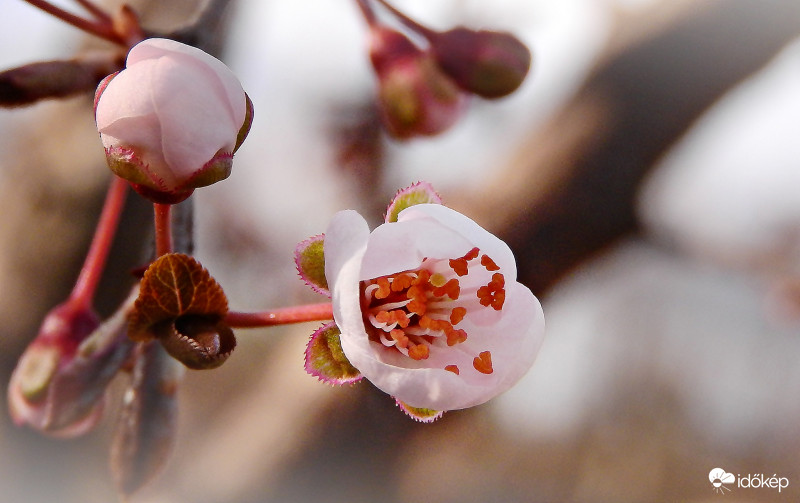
[94,38,253,203]
[8,298,133,437]
[429,28,531,99]
[369,27,468,139]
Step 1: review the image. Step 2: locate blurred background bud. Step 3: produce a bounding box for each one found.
[369,26,468,139]
[429,28,531,99]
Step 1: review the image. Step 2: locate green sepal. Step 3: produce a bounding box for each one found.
[385,181,443,223]
[295,234,329,296]
[304,323,361,385]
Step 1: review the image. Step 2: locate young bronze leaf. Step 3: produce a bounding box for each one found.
[129,253,228,341]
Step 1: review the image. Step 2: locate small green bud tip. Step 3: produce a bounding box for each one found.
[17,346,60,402]
[431,28,532,99]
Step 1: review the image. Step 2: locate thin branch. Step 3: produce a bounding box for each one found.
[69,177,129,310]
[22,0,123,45]
[226,303,334,328]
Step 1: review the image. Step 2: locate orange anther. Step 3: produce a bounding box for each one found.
[433,278,460,300]
[450,307,467,325]
[473,351,493,374]
[391,310,410,328]
[449,257,469,276]
[390,329,409,348]
[408,343,430,360]
[392,273,413,291]
[375,277,391,299]
[464,247,480,261]
[444,365,460,375]
[491,272,505,288]
[446,328,468,346]
[491,290,505,310]
[413,269,431,285]
[375,310,391,323]
[481,255,500,271]
[407,298,427,316]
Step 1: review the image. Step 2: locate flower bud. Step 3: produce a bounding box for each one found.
[8,302,102,436]
[369,27,467,139]
[94,38,253,203]
[429,28,531,99]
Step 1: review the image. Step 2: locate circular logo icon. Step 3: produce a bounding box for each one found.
[709,468,735,494]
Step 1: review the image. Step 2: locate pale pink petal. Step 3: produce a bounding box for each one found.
[398,204,517,279]
[360,218,474,280]
[129,39,246,128]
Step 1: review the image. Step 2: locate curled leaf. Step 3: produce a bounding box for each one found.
[305,322,362,385]
[385,181,443,223]
[158,315,236,370]
[129,253,235,369]
[295,234,329,296]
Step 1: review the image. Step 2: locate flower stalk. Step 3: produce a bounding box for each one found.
[226,303,334,328]
[68,176,128,311]
[23,0,125,45]
[153,203,173,257]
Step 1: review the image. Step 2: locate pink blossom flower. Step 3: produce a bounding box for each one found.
[94,38,252,203]
[324,203,544,412]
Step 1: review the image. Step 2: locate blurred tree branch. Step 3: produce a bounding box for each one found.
[473,0,800,296]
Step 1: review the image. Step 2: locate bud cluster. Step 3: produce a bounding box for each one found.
[359,0,532,138]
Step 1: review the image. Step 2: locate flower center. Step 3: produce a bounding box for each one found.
[361,247,505,375]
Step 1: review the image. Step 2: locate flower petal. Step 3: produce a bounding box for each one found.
[397,204,517,280]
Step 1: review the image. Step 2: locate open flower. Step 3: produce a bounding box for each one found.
[94,38,253,203]
[323,200,544,413]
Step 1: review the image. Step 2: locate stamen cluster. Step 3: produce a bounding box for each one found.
[363,247,506,375]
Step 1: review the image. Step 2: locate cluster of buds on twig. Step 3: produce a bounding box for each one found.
[357,0,532,139]
[2,0,544,498]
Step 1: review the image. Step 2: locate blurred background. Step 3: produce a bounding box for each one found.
[2,0,800,501]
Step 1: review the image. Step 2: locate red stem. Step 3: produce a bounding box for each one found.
[372,0,436,38]
[355,0,377,26]
[75,0,112,22]
[226,303,334,328]
[68,177,128,310]
[153,203,174,257]
[23,0,124,45]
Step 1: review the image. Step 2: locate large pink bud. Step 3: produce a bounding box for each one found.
[94,38,253,203]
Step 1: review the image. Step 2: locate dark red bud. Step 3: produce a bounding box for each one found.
[430,28,532,98]
[368,26,421,74]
